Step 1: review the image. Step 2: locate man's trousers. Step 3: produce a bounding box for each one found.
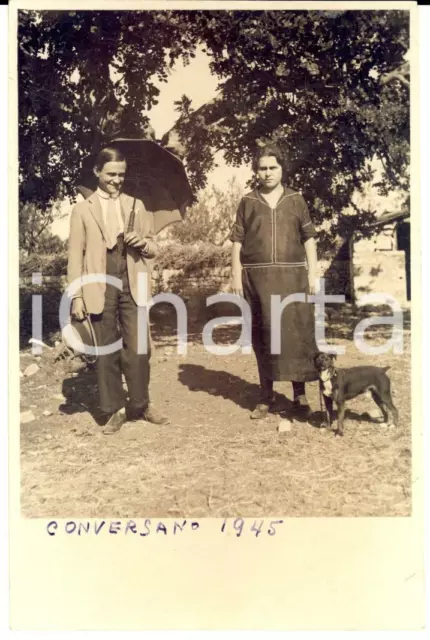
[91,241,150,415]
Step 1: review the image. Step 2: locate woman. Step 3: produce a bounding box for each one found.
[230,143,318,420]
[68,146,169,433]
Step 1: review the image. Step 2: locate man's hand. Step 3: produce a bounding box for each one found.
[124,232,148,252]
[231,271,243,296]
[71,297,86,321]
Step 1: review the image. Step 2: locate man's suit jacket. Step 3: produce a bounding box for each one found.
[67,192,158,314]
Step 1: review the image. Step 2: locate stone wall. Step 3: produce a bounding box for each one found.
[20,250,405,306]
[19,261,353,305]
[153,260,351,299]
[19,249,407,347]
[152,267,231,298]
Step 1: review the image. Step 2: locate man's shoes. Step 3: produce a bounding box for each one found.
[102,408,127,435]
[293,394,311,418]
[126,403,170,425]
[142,404,170,425]
[250,397,275,420]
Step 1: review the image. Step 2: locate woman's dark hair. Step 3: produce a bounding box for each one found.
[94,146,126,171]
[252,143,285,174]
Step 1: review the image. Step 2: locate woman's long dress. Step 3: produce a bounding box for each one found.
[230,186,318,383]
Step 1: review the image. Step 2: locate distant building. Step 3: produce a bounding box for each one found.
[320,209,411,306]
[351,210,410,304]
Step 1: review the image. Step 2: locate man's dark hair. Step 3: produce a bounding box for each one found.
[94,146,126,171]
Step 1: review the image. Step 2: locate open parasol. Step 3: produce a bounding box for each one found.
[76,138,194,234]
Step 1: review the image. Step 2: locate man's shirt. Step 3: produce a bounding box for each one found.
[95,187,124,236]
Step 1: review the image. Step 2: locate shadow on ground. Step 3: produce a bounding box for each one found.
[178,363,305,416]
[150,300,411,346]
[60,364,105,424]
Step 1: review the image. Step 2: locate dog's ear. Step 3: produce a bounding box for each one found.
[330,353,337,361]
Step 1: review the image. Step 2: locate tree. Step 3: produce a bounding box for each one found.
[167,177,244,246]
[18,10,199,209]
[19,201,65,252]
[19,9,410,251]
[163,10,410,249]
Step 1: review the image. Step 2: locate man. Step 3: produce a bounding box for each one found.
[68,146,169,434]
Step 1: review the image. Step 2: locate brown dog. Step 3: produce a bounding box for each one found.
[314,352,398,436]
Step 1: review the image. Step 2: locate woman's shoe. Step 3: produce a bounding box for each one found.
[293,394,311,418]
[250,397,275,420]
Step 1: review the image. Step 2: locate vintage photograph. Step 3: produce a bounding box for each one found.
[18,6,413,519]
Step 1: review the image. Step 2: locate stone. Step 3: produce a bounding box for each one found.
[42,410,52,417]
[52,393,66,401]
[278,419,292,433]
[24,363,40,377]
[20,411,36,424]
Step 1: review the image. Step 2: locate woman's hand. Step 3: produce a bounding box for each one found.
[304,237,318,296]
[124,231,148,252]
[230,242,243,296]
[307,272,319,296]
[231,270,243,296]
[71,297,86,321]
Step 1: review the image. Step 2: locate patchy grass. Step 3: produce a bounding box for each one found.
[20,305,411,518]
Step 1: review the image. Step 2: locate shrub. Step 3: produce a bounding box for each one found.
[19,243,231,279]
[167,178,244,246]
[20,251,68,278]
[154,243,230,273]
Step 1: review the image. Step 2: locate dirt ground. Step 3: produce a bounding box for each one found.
[20,304,412,518]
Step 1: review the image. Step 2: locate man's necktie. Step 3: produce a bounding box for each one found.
[106,197,119,249]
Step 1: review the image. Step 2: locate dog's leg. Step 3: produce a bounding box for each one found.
[380,394,398,426]
[335,402,345,437]
[370,389,390,424]
[379,376,399,426]
[323,395,333,429]
[389,402,399,426]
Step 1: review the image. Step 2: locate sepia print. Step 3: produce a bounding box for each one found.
[18,4,413,518]
[9,0,424,631]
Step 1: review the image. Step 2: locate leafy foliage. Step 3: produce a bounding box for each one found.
[167,177,244,246]
[20,249,68,277]
[18,10,198,208]
[19,201,66,252]
[166,10,409,248]
[19,9,410,249]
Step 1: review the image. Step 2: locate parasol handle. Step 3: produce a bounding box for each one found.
[127,198,137,233]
